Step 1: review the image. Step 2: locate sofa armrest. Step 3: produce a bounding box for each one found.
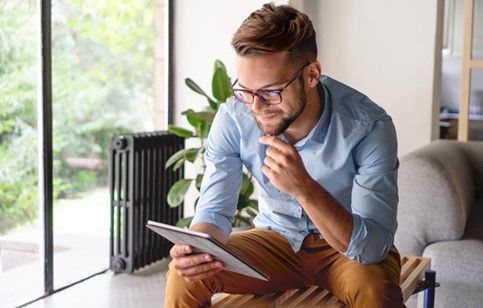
[394,140,475,256]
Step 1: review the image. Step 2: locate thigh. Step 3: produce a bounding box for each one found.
[205,228,308,295]
[322,246,404,308]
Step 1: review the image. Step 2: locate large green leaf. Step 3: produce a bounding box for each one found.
[185,77,209,97]
[165,148,186,169]
[182,110,216,124]
[240,173,254,197]
[236,194,251,211]
[197,121,211,139]
[183,108,202,127]
[233,214,252,227]
[168,125,193,138]
[212,66,232,102]
[195,173,204,190]
[165,148,199,170]
[247,199,258,210]
[214,59,227,72]
[167,179,192,208]
[172,158,185,171]
[185,78,218,110]
[175,216,193,228]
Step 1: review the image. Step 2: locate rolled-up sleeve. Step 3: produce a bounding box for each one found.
[343,116,399,264]
[190,104,243,239]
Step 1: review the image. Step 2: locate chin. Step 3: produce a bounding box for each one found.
[260,126,284,137]
[256,116,292,136]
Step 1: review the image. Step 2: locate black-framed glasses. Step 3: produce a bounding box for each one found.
[231,62,310,105]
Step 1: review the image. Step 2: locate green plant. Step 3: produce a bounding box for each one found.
[166,60,258,228]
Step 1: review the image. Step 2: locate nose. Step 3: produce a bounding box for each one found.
[250,95,269,114]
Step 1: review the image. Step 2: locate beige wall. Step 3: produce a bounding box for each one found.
[173,0,443,157]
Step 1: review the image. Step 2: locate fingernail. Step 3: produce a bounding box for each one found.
[204,255,212,261]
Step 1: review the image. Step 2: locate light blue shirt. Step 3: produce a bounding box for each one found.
[191,75,399,264]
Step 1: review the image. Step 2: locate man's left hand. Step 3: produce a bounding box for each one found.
[259,135,313,198]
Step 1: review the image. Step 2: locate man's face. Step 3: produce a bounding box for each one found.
[235,53,307,136]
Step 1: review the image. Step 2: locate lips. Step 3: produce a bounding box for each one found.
[256,112,280,122]
[260,114,277,121]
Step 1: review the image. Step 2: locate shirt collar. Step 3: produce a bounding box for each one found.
[289,79,330,147]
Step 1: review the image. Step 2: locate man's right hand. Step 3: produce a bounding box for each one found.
[169,222,227,281]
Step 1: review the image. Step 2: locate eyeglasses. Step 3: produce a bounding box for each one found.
[231,62,310,105]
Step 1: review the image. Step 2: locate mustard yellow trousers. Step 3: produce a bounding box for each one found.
[165,228,404,308]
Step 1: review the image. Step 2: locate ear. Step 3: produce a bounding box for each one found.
[307,61,322,88]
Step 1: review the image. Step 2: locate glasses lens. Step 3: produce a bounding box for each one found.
[259,91,281,105]
[233,90,253,104]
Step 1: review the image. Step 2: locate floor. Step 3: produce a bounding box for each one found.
[22,258,170,308]
[0,228,110,308]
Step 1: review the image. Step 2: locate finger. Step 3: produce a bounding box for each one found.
[259,135,290,150]
[261,137,298,162]
[172,253,213,270]
[178,259,223,276]
[170,244,192,258]
[263,155,278,170]
[261,165,272,178]
[183,264,225,282]
[265,146,279,159]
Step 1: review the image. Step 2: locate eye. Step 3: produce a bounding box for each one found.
[262,90,280,98]
[233,90,254,103]
[235,90,248,99]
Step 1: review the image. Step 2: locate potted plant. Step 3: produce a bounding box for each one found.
[166,60,258,228]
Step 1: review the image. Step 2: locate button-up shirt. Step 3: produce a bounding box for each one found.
[191,75,399,264]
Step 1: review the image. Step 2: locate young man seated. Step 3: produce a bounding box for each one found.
[165,3,403,307]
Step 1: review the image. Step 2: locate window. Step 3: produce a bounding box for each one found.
[0,0,169,306]
[440,0,483,141]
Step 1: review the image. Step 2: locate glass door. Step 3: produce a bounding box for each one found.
[0,1,42,307]
[51,0,162,289]
[0,0,166,305]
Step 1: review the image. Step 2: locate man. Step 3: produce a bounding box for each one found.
[166,3,403,307]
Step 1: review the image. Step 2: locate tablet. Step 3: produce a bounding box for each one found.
[146,220,269,281]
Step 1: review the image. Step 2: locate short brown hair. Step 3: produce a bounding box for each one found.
[231,2,317,65]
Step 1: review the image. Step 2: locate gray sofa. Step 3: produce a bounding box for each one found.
[394,140,483,308]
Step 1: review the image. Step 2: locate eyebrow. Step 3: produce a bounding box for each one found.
[236,80,286,91]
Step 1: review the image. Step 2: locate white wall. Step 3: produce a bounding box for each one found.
[299,0,443,156]
[172,0,288,216]
[173,0,443,158]
[172,0,287,125]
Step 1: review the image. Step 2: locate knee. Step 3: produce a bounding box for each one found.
[165,263,213,307]
[347,279,404,308]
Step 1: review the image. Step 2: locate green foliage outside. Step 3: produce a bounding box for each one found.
[166,60,259,228]
[0,0,156,234]
[0,0,40,233]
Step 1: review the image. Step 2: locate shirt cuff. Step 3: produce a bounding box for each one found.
[190,210,233,239]
[344,214,392,264]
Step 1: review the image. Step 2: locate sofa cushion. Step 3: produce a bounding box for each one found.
[422,239,483,308]
[396,140,476,256]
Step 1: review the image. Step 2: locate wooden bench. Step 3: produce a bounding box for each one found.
[211,256,431,307]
